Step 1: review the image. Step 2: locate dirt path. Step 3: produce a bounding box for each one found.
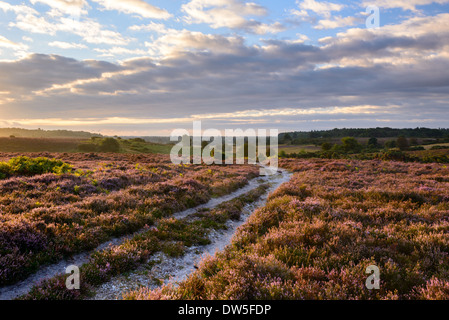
[0,169,291,300]
[91,169,292,300]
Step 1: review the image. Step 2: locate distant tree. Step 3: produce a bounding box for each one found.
[321,142,333,151]
[341,137,361,153]
[409,138,418,146]
[385,140,397,149]
[99,138,120,153]
[281,133,292,144]
[397,136,409,151]
[368,137,378,147]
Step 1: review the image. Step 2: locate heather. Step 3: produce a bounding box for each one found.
[0,153,258,286]
[19,184,269,300]
[126,159,449,300]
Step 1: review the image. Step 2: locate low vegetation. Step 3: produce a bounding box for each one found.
[19,184,269,300]
[126,159,449,300]
[0,153,258,286]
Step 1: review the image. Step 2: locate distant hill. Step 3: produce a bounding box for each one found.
[120,136,173,144]
[0,128,103,139]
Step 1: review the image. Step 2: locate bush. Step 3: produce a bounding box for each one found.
[321,142,332,151]
[4,156,73,177]
[341,137,362,153]
[99,138,120,153]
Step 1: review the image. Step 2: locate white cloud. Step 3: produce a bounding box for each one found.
[92,0,172,19]
[30,0,88,15]
[0,35,22,49]
[22,36,34,42]
[94,47,147,57]
[182,0,283,34]
[144,29,246,57]
[315,16,361,29]
[0,1,38,15]
[361,0,449,11]
[10,14,131,45]
[128,22,169,33]
[297,0,345,17]
[49,41,88,49]
[0,34,29,57]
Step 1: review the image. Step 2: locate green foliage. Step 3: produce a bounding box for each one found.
[280,127,449,140]
[341,137,362,153]
[385,140,397,149]
[99,138,121,153]
[397,136,409,151]
[0,156,73,179]
[368,137,378,147]
[321,142,333,151]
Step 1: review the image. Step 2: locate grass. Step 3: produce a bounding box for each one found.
[423,143,449,150]
[118,139,173,155]
[0,136,174,155]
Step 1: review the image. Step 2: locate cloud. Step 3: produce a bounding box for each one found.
[0,54,119,95]
[0,1,38,15]
[182,0,285,34]
[30,0,88,15]
[92,0,172,19]
[144,29,249,57]
[10,14,131,45]
[361,0,449,11]
[49,41,88,49]
[0,34,29,57]
[1,11,449,133]
[129,22,169,33]
[318,13,449,67]
[94,47,147,57]
[315,16,361,29]
[296,0,345,18]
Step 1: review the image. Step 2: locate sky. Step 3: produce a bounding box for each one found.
[0,0,448,136]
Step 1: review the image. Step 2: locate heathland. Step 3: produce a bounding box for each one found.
[1,127,449,300]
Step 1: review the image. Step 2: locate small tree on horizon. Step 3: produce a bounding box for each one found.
[397,136,409,151]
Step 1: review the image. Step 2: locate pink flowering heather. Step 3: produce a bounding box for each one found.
[125,159,449,300]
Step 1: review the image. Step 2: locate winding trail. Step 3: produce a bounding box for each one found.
[92,168,291,300]
[0,168,291,300]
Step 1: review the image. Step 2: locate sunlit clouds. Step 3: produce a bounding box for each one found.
[0,0,449,135]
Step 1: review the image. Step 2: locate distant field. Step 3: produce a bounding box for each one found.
[118,139,173,154]
[279,145,321,153]
[0,137,174,155]
[424,143,449,150]
[0,137,82,153]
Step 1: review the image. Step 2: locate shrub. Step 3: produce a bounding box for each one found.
[0,156,72,178]
[99,138,120,153]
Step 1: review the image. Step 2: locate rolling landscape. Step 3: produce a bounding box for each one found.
[1,0,449,311]
[0,127,448,301]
